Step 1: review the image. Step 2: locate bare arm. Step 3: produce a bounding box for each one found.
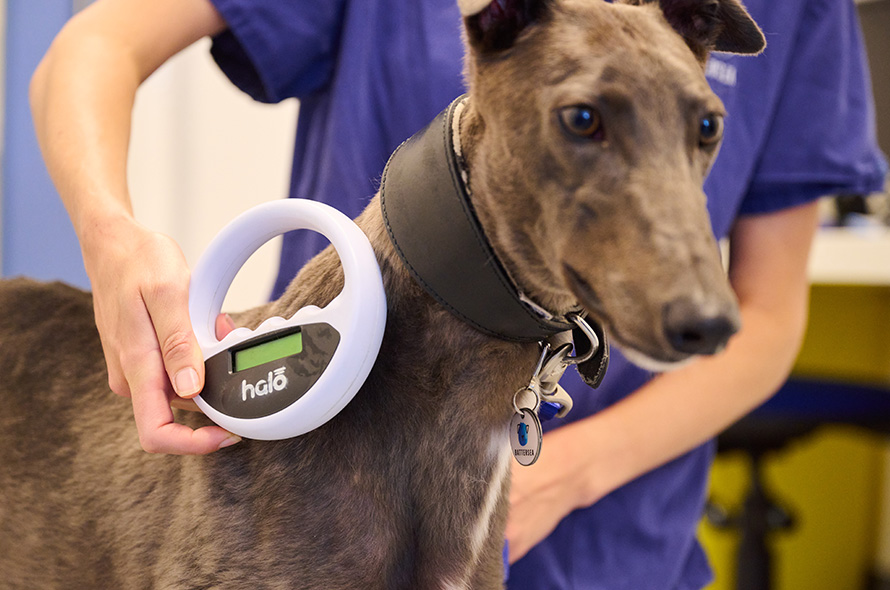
[30,0,235,454]
[507,201,820,561]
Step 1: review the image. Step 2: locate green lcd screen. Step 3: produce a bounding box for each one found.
[233,331,303,372]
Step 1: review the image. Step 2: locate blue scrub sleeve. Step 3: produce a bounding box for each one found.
[739,0,888,215]
[209,0,348,103]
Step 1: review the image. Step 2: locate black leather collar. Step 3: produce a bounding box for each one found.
[380,96,576,343]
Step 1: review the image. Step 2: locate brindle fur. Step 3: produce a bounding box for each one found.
[0,1,763,587]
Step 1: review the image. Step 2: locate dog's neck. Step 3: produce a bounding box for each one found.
[380,96,578,343]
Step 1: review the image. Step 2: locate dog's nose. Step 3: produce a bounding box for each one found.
[662,297,740,355]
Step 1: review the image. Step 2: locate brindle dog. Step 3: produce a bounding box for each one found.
[0,0,764,587]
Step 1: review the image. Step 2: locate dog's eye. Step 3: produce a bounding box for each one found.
[699,113,724,146]
[559,106,604,140]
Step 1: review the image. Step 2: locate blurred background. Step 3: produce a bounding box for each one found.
[1,1,888,589]
[699,2,890,589]
[1,0,298,312]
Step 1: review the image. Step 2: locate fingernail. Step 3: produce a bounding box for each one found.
[174,367,201,397]
[219,434,242,450]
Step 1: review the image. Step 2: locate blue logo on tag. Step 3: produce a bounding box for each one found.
[517,422,529,446]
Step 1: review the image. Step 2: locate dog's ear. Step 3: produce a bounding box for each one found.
[461,0,553,53]
[656,0,765,60]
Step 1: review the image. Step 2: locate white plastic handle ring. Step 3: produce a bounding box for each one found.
[188,199,386,440]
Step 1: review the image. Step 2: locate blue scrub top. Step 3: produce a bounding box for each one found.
[209,0,887,588]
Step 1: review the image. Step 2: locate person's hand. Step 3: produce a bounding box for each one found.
[506,203,821,565]
[85,216,240,454]
[170,313,237,413]
[505,423,597,563]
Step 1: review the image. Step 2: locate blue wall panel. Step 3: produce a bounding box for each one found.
[2,0,88,288]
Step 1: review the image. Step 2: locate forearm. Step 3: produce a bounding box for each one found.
[507,259,813,562]
[30,16,140,252]
[29,0,226,259]
[575,296,808,505]
[27,0,238,455]
[571,202,820,506]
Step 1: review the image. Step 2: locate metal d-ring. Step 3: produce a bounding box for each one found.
[563,313,599,365]
[512,385,541,416]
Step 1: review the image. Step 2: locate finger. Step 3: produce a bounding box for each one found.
[142,275,206,399]
[170,397,202,412]
[137,404,241,454]
[92,302,131,398]
[100,332,131,398]
[118,294,238,454]
[128,353,240,454]
[215,312,236,340]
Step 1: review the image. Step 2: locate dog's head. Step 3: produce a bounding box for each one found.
[458,0,763,369]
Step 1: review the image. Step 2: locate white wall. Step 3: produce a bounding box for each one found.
[128,38,298,313]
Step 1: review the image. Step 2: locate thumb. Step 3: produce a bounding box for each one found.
[160,324,205,399]
[147,284,206,399]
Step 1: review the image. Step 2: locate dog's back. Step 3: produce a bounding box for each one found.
[0,275,510,589]
[0,279,142,587]
[0,281,360,587]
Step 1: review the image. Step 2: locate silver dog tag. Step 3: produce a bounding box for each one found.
[510,408,542,466]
